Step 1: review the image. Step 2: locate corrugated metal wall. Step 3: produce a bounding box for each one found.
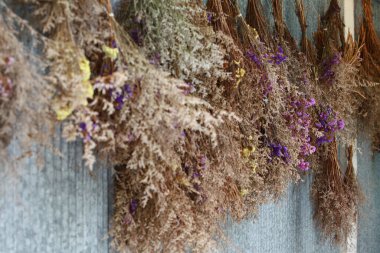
[0,1,379,253]
[0,127,112,253]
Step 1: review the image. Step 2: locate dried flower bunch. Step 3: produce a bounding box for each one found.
[0,0,378,252]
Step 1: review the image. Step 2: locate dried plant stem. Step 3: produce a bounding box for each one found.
[246,0,271,43]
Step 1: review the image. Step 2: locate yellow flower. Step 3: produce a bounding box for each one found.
[102,45,119,61]
[55,105,74,121]
[235,67,246,79]
[240,189,249,197]
[79,58,91,81]
[242,148,252,158]
[249,161,257,173]
[55,57,93,121]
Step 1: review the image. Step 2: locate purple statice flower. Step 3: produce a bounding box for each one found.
[316,135,333,146]
[314,106,344,146]
[298,159,310,171]
[207,12,213,23]
[114,93,124,110]
[129,29,143,46]
[111,39,117,49]
[129,199,138,216]
[246,51,263,67]
[149,52,161,66]
[113,83,134,110]
[269,46,287,65]
[78,122,92,142]
[123,83,133,98]
[284,97,317,171]
[199,155,207,170]
[79,122,87,131]
[320,53,341,84]
[300,143,316,156]
[337,119,345,130]
[183,82,195,95]
[270,143,290,163]
[305,98,316,108]
[260,74,273,97]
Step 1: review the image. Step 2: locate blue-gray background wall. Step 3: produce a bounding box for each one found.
[0,1,379,253]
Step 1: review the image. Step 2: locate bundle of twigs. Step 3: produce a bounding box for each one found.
[271,0,297,49]
[294,0,316,62]
[314,0,345,61]
[343,145,363,214]
[246,0,271,43]
[312,139,362,245]
[358,0,380,82]
[206,0,233,37]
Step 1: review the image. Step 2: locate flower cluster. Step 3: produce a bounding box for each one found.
[113,83,134,110]
[269,46,287,65]
[315,106,345,145]
[284,97,316,171]
[246,46,287,67]
[320,52,341,84]
[269,142,290,163]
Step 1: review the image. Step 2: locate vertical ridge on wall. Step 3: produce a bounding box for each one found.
[0,127,111,253]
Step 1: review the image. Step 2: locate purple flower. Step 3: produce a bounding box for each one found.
[129,199,138,216]
[298,159,310,171]
[337,119,345,130]
[183,82,195,95]
[130,29,143,46]
[79,122,87,131]
[270,143,290,162]
[305,98,316,108]
[207,12,213,23]
[320,53,341,84]
[200,155,207,170]
[123,83,133,98]
[115,93,124,110]
[269,46,287,65]
[149,52,161,66]
[246,51,263,67]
